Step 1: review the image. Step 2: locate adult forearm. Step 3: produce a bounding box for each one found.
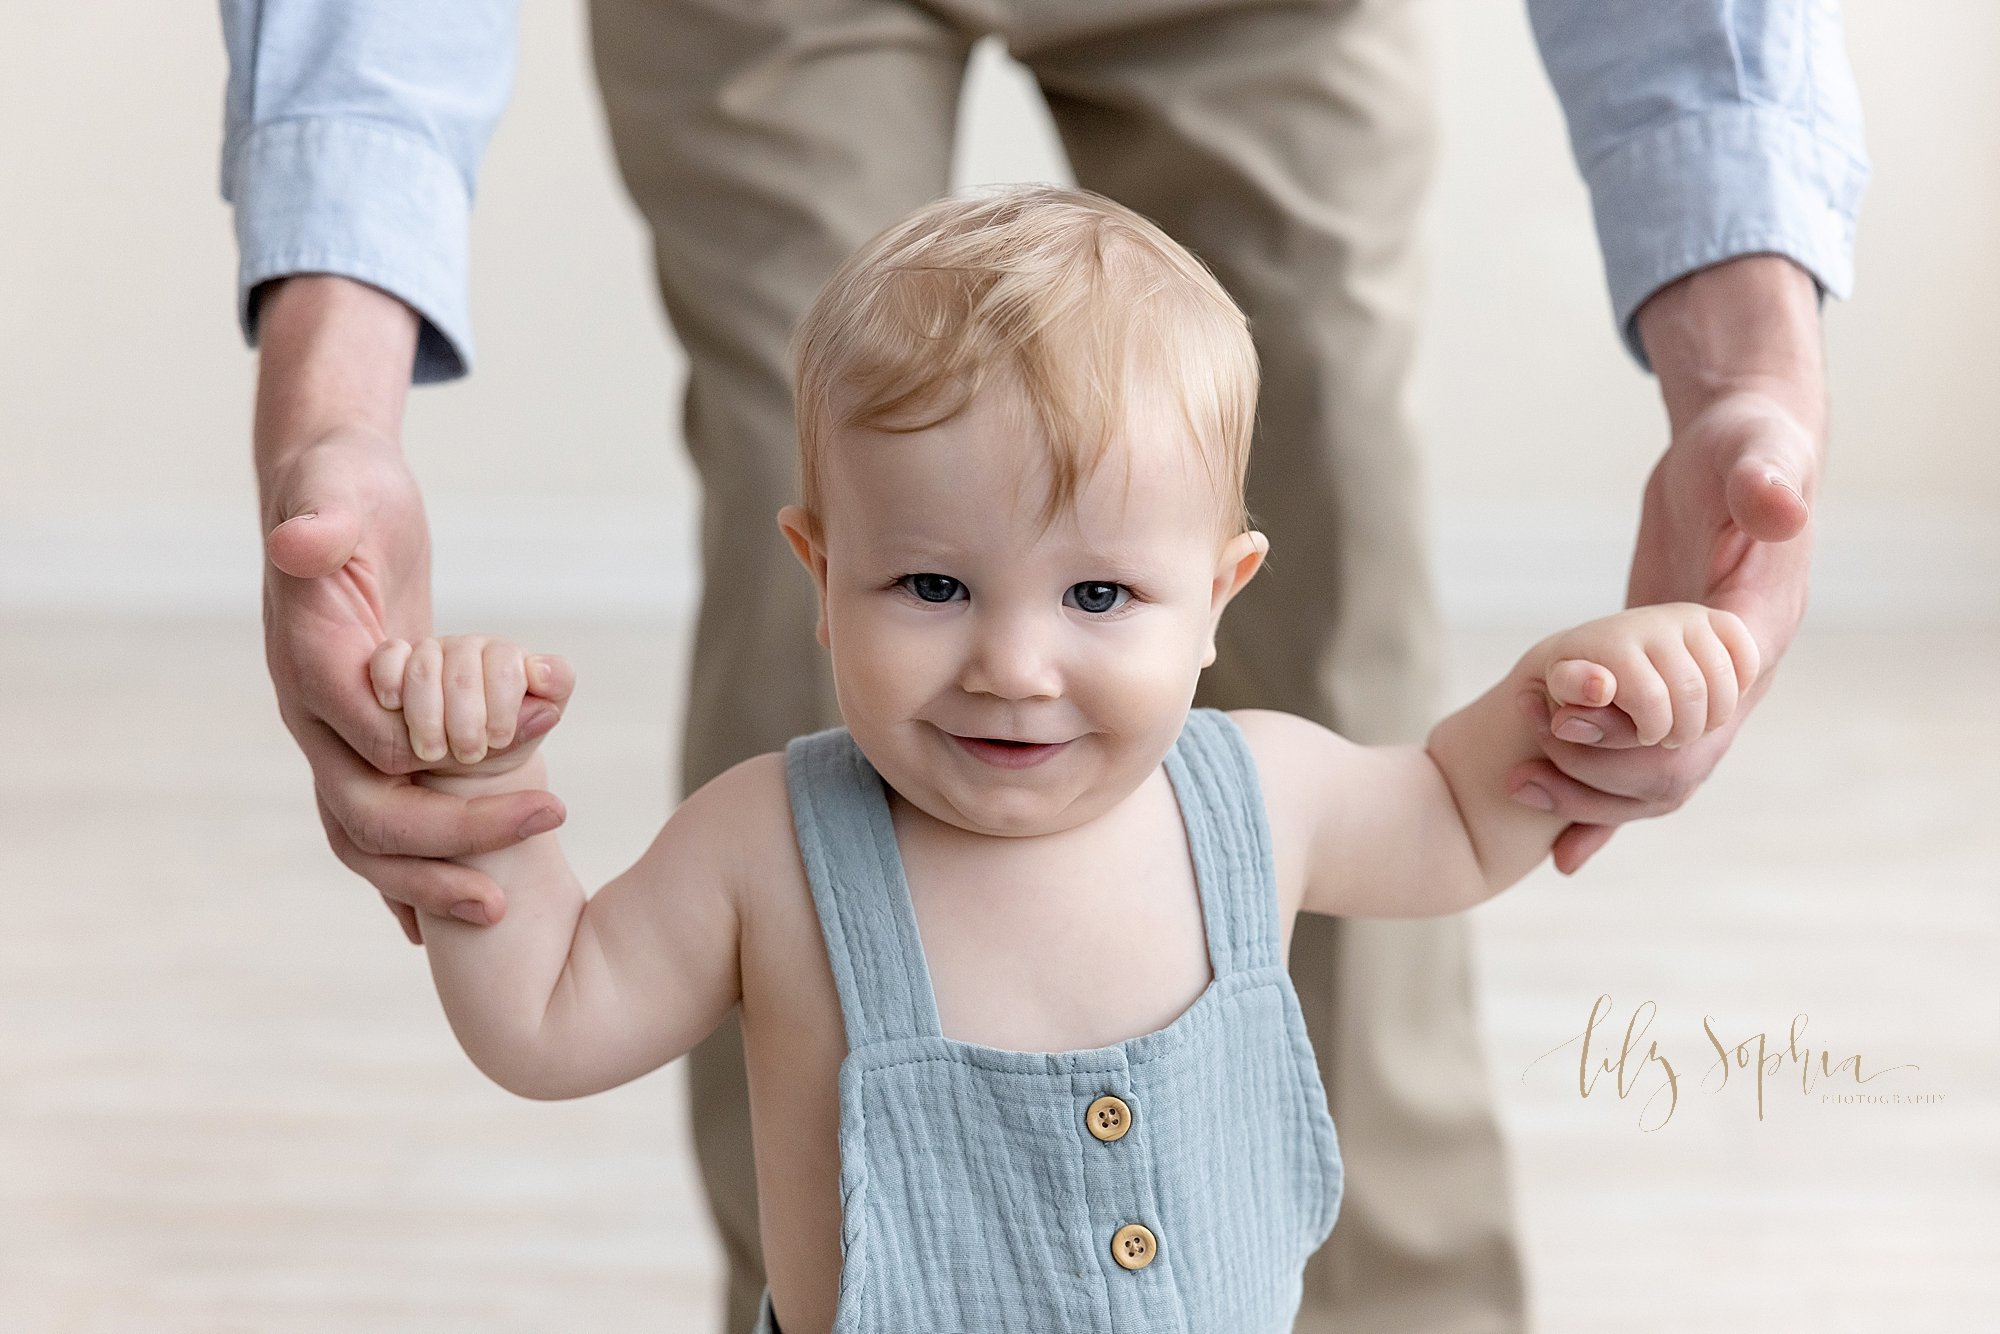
[1636,256,1826,438]
[253,275,419,473]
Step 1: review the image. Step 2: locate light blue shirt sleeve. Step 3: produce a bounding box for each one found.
[218,1,520,383]
[1527,0,1869,367]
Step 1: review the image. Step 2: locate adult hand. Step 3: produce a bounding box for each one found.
[1505,256,1825,873]
[256,277,567,940]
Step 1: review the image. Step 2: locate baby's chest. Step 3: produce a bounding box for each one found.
[903,826,1215,1053]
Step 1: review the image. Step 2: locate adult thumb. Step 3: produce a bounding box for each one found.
[1720,412,1815,546]
[265,472,364,580]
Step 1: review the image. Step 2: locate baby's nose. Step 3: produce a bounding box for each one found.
[958,611,1063,702]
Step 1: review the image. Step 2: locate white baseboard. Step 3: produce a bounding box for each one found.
[2,497,1992,627]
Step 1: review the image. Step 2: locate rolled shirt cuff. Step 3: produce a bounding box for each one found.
[227,117,474,384]
[1585,104,1869,369]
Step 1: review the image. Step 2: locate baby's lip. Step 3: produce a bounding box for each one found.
[945,729,1069,745]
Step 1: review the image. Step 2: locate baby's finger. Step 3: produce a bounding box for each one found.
[526,653,576,705]
[484,641,528,752]
[442,637,491,765]
[1645,640,1709,751]
[1708,608,1763,692]
[1547,659,1615,710]
[369,639,412,710]
[1683,622,1741,734]
[1608,649,1675,747]
[403,638,447,763]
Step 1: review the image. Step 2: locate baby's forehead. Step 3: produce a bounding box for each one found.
[839,450,1225,567]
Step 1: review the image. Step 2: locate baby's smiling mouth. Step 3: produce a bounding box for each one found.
[942,728,1073,767]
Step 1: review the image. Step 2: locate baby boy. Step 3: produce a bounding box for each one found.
[370,187,1757,1333]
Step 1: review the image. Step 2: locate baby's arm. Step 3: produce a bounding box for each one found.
[1256,602,1759,919]
[373,635,745,1101]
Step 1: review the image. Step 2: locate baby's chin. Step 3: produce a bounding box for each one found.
[873,747,1151,843]
[895,781,1112,840]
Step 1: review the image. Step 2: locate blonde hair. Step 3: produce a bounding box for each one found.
[791,185,1257,541]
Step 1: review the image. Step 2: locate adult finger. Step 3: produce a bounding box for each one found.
[316,788,510,926]
[300,715,565,862]
[1551,822,1618,876]
[1722,433,1813,544]
[265,505,365,580]
[1521,686,1646,750]
[382,890,422,945]
[1505,756,1671,827]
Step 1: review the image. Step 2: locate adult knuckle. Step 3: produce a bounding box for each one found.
[359,730,410,775]
[1644,767,1695,807]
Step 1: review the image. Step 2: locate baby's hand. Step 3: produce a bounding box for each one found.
[369,635,575,778]
[1527,603,1760,751]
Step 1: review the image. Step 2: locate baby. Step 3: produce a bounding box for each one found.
[372,187,1758,1333]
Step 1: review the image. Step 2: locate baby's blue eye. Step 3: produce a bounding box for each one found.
[902,573,963,603]
[1067,581,1130,615]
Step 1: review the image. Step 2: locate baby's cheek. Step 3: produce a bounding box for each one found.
[830,610,943,708]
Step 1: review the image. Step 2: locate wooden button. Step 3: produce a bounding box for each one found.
[1111,1223,1157,1271]
[1085,1095,1133,1142]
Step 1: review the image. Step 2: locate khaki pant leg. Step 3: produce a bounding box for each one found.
[588,4,971,1330]
[1016,2,1528,1328]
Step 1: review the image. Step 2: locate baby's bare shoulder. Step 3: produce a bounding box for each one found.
[669,749,812,915]
[679,747,794,849]
[1222,709,1342,878]
[1224,708,1348,790]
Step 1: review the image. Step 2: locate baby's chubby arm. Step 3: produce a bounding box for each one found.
[372,634,745,1101]
[1249,603,1759,919]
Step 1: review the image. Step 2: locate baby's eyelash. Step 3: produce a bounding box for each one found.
[886,574,1145,618]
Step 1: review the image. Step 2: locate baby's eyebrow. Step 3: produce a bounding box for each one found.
[864,534,1173,582]
[869,538,970,565]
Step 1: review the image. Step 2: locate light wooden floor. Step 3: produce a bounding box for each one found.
[3,616,1994,1332]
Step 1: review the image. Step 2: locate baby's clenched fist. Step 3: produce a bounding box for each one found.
[369,635,574,775]
[1526,603,1760,752]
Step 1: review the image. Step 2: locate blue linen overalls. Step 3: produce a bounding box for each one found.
[753,707,1343,1332]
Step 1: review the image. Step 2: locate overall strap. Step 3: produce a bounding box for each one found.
[784,726,945,1051]
[1161,708,1283,977]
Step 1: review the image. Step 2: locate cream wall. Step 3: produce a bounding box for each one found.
[2,1,1994,623]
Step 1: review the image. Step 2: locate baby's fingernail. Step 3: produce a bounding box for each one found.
[1662,738,1681,750]
[449,901,489,926]
[1555,719,1604,744]
[517,808,562,839]
[1511,783,1555,811]
[527,656,548,690]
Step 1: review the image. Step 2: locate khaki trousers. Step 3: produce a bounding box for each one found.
[590,0,1526,1328]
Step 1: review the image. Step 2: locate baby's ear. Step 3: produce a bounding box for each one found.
[1202,530,1269,667]
[1209,529,1268,608]
[777,506,831,649]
